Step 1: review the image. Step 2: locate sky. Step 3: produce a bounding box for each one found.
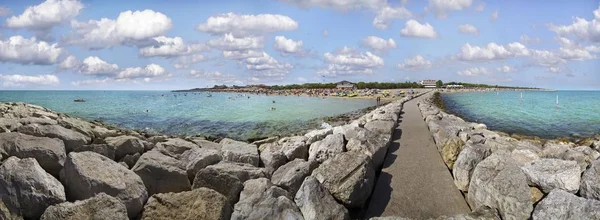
[0,0,598,90]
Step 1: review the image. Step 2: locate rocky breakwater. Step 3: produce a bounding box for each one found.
[0,96,413,220]
[414,92,600,220]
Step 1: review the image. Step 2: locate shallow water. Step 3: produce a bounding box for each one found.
[442,91,600,139]
[0,91,375,140]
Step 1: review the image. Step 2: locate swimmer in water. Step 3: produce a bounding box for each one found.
[272,100,275,103]
[271,107,276,110]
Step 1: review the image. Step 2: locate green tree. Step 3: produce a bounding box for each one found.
[436,80,443,88]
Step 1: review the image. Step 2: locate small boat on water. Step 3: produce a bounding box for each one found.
[74,99,85,102]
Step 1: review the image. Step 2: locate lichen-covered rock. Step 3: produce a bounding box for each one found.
[105,135,145,160]
[580,159,600,200]
[71,143,115,160]
[141,188,232,220]
[220,138,260,166]
[294,176,349,220]
[521,158,580,193]
[192,168,243,205]
[202,161,266,182]
[304,128,333,145]
[532,189,600,220]
[271,159,318,195]
[180,147,221,182]
[441,137,465,169]
[41,193,128,220]
[232,178,303,220]
[61,152,148,218]
[311,151,375,208]
[132,150,190,196]
[453,143,491,192]
[308,133,345,163]
[259,142,288,175]
[279,136,309,161]
[0,132,66,176]
[17,124,90,152]
[0,157,66,219]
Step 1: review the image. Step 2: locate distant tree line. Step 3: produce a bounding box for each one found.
[444,82,538,89]
[267,81,423,90]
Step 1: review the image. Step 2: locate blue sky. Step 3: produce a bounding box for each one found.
[0,0,598,90]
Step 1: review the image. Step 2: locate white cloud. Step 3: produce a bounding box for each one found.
[456,42,530,61]
[520,34,542,45]
[0,35,62,65]
[71,78,112,86]
[458,24,479,35]
[78,56,119,76]
[397,55,432,70]
[5,0,83,30]
[0,74,59,87]
[557,47,595,60]
[425,0,473,19]
[496,65,515,73]
[457,67,490,76]
[548,5,600,43]
[0,6,12,16]
[323,29,328,37]
[547,66,566,73]
[278,0,386,11]
[531,50,565,66]
[197,13,298,37]
[58,55,79,70]
[318,47,384,76]
[189,70,241,84]
[586,45,600,53]
[222,50,264,60]
[63,10,172,49]
[361,36,397,52]
[490,11,498,22]
[207,34,264,51]
[116,64,167,79]
[274,36,304,54]
[373,6,412,29]
[401,20,438,38]
[245,52,293,77]
[173,54,207,69]
[139,36,209,58]
[475,3,485,12]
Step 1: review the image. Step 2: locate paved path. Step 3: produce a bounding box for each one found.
[365,94,470,219]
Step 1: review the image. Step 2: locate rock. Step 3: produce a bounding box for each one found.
[180,147,221,182]
[191,138,222,150]
[484,136,517,153]
[17,124,90,152]
[345,130,390,169]
[294,176,349,220]
[105,136,145,160]
[467,151,532,220]
[220,138,260,166]
[530,187,544,204]
[510,149,540,167]
[155,138,199,157]
[308,133,345,163]
[312,151,375,208]
[473,123,487,130]
[192,168,243,205]
[564,146,600,170]
[0,157,66,219]
[202,161,266,182]
[0,132,66,176]
[468,133,486,145]
[141,188,232,220]
[132,150,190,196]
[435,206,500,220]
[532,189,600,219]
[148,135,169,144]
[251,136,279,147]
[580,159,600,200]
[18,117,57,125]
[61,152,148,218]
[41,193,128,220]
[304,128,333,145]
[259,143,288,175]
[119,152,141,168]
[71,143,115,160]
[441,137,465,169]
[279,136,309,160]
[57,116,97,138]
[541,141,572,158]
[119,161,129,169]
[521,158,580,193]
[272,159,318,195]
[364,120,396,136]
[232,178,303,220]
[453,143,491,192]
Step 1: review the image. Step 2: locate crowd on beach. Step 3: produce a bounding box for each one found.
[207,87,416,99]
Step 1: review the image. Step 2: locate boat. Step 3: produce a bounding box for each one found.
[74,99,85,102]
[348,93,358,97]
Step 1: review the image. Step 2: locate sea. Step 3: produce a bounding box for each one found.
[442,90,600,139]
[0,91,376,140]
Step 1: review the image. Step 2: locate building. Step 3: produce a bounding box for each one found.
[336,80,357,89]
[446,84,464,89]
[419,80,438,88]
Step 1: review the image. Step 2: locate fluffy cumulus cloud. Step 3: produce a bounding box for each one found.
[139,36,210,58]
[78,56,120,76]
[456,42,530,61]
[278,0,386,11]
[520,34,542,45]
[458,24,479,35]
[0,74,59,87]
[496,65,516,73]
[197,13,298,37]
[490,11,498,22]
[548,5,600,43]
[173,54,207,69]
[0,35,63,65]
[397,55,432,70]
[244,52,293,78]
[373,6,412,29]
[189,70,242,84]
[425,0,473,19]
[531,50,565,66]
[401,20,438,38]
[274,36,304,54]
[207,34,264,51]
[116,64,168,79]
[318,47,384,76]
[5,0,83,30]
[63,10,172,49]
[58,55,79,70]
[222,50,264,60]
[457,67,490,76]
[361,36,397,53]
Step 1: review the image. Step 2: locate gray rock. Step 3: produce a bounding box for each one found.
[141,188,232,220]
[436,206,500,220]
[259,142,288,175]
[541,141,572,158]
[0,157,65,219]
[41,193,128,220]
[232,178,303,220]
[0,132,66,176]
[61,152,148,218]
[294,176,349,220]
[132,150,190,196]
[312,151,375,208]
[119,161,129,169]
[308,133,345,163]
[564,146,600,170]
[521,158,580,193]
[510,149,540,167]
[251,136,279,147]
[18,117,57,125]
[453,143,491,192]
[304,128,333,145]
[220,138,260,166]
[467,151,533,220]
[364,120,396,136]
[279,136,309,160]
[580,159,600,200]
[57,116,97,138]
[105,136,145,160]
[345,130,390,169]
[272,159,318,195]
[119,152,140,168]
[192,168,243,205]
[17,124,90,152]
[203,161,266,182]
[190,138,222,151]
[468,134,486,145]
[532,189,600,220]
[71,143,115,160]
[155,138,199,157]
[180,147,221,182]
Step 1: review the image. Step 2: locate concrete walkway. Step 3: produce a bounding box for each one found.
[365,95,470,219]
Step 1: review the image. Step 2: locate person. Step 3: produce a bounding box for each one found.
[376,96,381,106]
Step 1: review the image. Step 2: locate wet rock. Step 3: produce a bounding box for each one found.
[308,133,345,163]
[453,143,491,192]
[232,178,303,220]
[141,188,232,220]
[41,193,128,220]
[294,176,349,220]
[259,143,287,176]
[580,159,600,200]
[0,132,66,176]
[192,168,243,205]
[304,128,333,145]
[220,138,260,166]
[202,161,266,182]
[105,135,145,160]
[271,159,318,195]
[180,147,221,182]
[279,136,309,161]
[441,137,465,169]
[132,150,190,196]
[17,124,90,152]
[532,189,600,219]
[521,158,580,193]
[71,143,115,160]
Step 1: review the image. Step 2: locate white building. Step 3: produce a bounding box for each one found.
[336,80,357,89]
[419,80,438,88]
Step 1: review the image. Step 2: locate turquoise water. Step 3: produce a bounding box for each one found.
[442,91,600,139]
[0,91,375,140]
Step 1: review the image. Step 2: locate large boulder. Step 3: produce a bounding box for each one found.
[0,132,66,176]
[345,130,390,169]
[435,206,500,220]
[71,144,115,160]
[132,150,190,196]
[189,138,222,151]
[294,176,350,220]
[453,143,491,192]
[279,136,309,160]
[441,137,466,169]
[141,188,232,220]
[532,189,600,219]
[308,133,345,163]
[510,149,540,167]
[304,128,332,145]
[18,117,57,125]
[580,159,600,200]
[201,161,266,182]
[192,168,244,205]
[521,158,580,193]
[259,142,288,175]
[540,141,572,158]
[41,193,128,220]
[271,159,318,195]
[467,151,533,220]
[105,135,145,160]
[17,124,90,152]
[60,152,148,218]
[311,151,375,208]
[563,146,600,170]
[232,178,303,220]
[179,147,221,182]
[220,138,260,166]
[57,116,97,139]
[119,152,141,168]
[155,138,199,157]
[364,120,396,136]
